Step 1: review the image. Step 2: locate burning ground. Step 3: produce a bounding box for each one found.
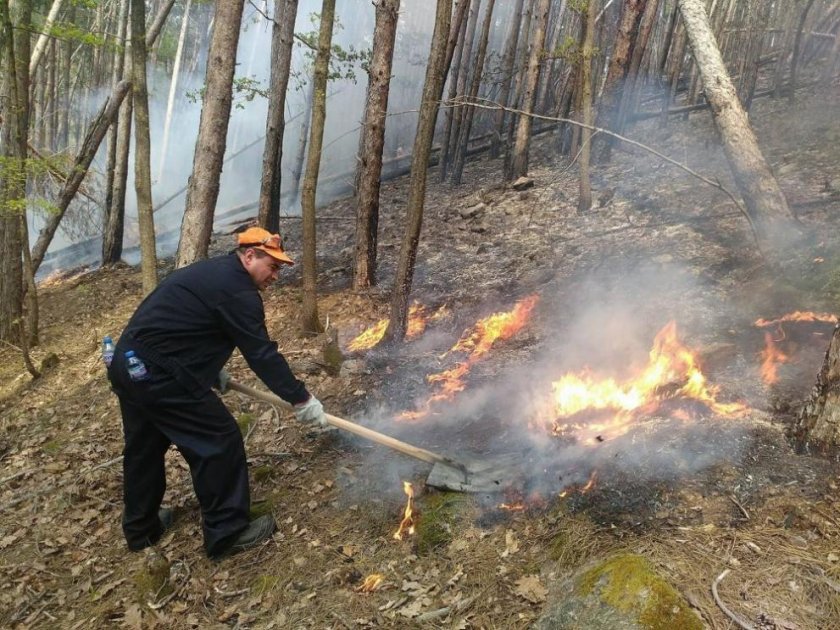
[2,84,840,628]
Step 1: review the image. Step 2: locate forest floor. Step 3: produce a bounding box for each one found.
[2,81,840,629]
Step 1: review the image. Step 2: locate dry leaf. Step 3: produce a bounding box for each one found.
[501,530,519,558]
[122,604,143,629]
[398,596,431,618]
[514,575,547,603]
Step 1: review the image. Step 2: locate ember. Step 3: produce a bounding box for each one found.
[754,311,838,328]
[546,321,748,444]
[356,574,385,593]
[393,481,416,540]
[398,294,539,420]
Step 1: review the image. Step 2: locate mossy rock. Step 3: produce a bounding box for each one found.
[536,553,701,630]
[133,550,173,603]
[236,413,256,436]
[413,492,472,556]
[251,574,280,596]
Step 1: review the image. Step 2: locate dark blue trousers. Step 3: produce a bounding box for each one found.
[109,349,250,557]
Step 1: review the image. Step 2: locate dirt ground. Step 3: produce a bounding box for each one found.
[2,81,840,629]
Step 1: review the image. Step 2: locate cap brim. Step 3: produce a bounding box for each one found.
[257,245,294,265]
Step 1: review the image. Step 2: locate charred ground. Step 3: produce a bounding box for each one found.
[1,83,840,628]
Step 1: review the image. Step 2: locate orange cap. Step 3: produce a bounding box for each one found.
[237,227,294,265]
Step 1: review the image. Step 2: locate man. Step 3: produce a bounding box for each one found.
[108,227,326,560]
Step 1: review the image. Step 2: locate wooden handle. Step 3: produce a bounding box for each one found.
[227,380,465,471]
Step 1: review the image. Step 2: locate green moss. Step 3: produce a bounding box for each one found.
[252,465,274,483]
[414,492,472,556]
[577,554,701,630]
[133,551,173,603]
[322,329,344,376]
[251,574,280,596]
[249,499,274,519]
[42,439,63,455]
[236,413,256,436]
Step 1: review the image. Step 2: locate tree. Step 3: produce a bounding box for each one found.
[353,0,400,290]
[299,0,337,335]
[383,0,452,343]
[490,0,526,159]
[797,325,840,455]
[507,0,551,181]
[176,0,246,268]
[577,0,597,213]
[258,0,299,234]
[677,0,800,256]
[130,0,157,295]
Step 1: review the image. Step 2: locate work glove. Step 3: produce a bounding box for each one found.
[294,395,327,427]
[215,369,231,394]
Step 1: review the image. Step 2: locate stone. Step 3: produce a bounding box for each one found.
[459,202,486,219]
[511,176,534,191]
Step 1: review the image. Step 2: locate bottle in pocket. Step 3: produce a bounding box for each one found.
[125,350,150,382]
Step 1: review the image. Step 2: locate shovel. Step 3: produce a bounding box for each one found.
[226,380,512,493]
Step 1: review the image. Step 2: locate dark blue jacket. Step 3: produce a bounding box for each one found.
[117,253,309,404]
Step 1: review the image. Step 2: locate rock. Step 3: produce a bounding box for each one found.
[536,553,702,630]
[511,176,534,191]
[827,178,840,193]
[459,202,486,219]
[470,222,488,233]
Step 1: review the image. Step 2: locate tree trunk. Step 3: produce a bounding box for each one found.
[353,0,400,290]
[130,0,157,294]
[257,0,298,234]
[451,0,496,185]
[507,0,551,181]
[797,325,840,456]
[158,0,192,181]
[0,0,25,342]
[441,0,479,181]
[578,0,597,212]
[772,0,796,98]
[595,0,646,163]
[29,0,65,77]
[299,0,336,335]
[490,0,525,159]
[383,0,452,343]
[677,0,800,255]
[438,0,471,182]
[789,0,817,104]
[176,0,246,268]
[31,81,132,274]
[290,78,315,203]
[102,0,129,263]
[824,21,840,81]
[740,0,772,111]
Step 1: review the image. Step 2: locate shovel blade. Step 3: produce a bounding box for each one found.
[425,454,520,493]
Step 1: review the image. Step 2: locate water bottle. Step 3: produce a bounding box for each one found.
[125,350,150,382]
[101,336,115,368]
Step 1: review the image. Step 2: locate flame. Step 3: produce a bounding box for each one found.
[759,332,790,385]
[393,481,416,540]
[754,311,838,328]
[348,303,447,352]
[356,574,385,593]
[398,295,539,421]
[581,470,598,493]
[549,321,748,444]
[499,502,527,512]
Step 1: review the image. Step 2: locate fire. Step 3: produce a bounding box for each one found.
[348,303,448,352]
[356,574,385,593]
[759,332,790,385]
[550,321,748,444]
[393,481,416,540]
[398,295,540,421]
[754,311,838,328]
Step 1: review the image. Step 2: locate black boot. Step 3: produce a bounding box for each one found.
[211,515,276,560]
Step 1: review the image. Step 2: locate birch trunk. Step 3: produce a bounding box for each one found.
[158,0,192,181]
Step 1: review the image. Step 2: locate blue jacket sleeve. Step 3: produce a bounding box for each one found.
[215,291,310,405]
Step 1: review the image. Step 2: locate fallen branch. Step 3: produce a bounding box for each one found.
[446,96,759,249]
[729,495,750,520]
[711,569,755,630]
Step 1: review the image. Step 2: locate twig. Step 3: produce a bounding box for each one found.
[711,569,755,630]
[214,585,250,598]
[729,495,750,520]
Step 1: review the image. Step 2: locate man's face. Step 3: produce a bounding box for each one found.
[241,249,283,290]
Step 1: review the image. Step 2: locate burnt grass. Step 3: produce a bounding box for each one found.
[2,81,840,628]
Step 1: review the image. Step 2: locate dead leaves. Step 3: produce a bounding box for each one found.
[513,575,548,604]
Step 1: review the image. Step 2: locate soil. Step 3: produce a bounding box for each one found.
[2,82,840,629]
